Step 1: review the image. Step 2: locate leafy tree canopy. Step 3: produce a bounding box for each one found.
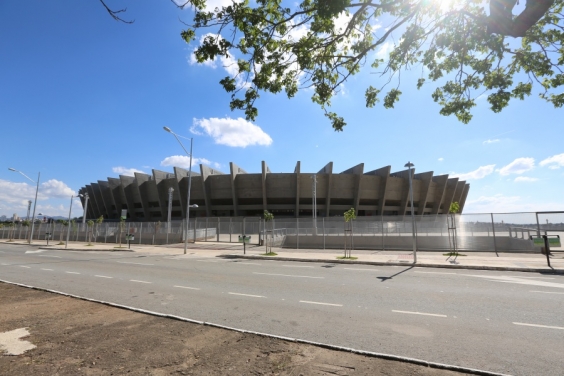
[171,0,563,130]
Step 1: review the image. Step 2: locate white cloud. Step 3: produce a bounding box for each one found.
[112,167,145,176]
[483,139,500,145]
[40,179,76,198]
[539,153,564,169]
[191,117,273,148]
[514,176,538,182]
[173,0,234,12]
[375,41,394,59]
[0,179,78,217]
[452,165,495,180]
[438,157,444,162]
[498,157,535,176]
[160,155,215,169]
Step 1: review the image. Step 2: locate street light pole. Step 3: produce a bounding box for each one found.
[163,126,194,254]
[167,187,174,233]
[9,168,40,244]
[80,193,89,225]
[65,195,74,249]
[404,162,417,263]
[26,200,32,221]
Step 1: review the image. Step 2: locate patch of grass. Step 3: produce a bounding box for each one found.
[85,244,94,247]
[261,252,278,256]
[113,246,125,249]
[337,256,358,260]
[57,242,65,245]
[443,252,466,256]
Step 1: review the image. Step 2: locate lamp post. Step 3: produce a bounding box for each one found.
[65,195,74,249]
[167,187,174,234]
[9,168,40,244]
[79,193,89,226]
[404,161,417,263]
[26,200,32,221]
[163,126,195,254]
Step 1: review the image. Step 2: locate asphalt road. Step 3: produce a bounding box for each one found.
[1,244,563,375]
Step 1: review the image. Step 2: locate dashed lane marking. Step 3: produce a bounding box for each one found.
[130,279,152,284]
[513,322,564,330]
[530,290,564,294]
[41,268,53,271]
[235,262,262,265]
[95,275,113,279]
[65,271,80,275]
[392,310,447,318]
[282,265,314,268]
[117,261,154,266]
[229,292,265,298]
[38,255,61,258]
[19,266,31,268]
[253,272,323,279]
[173,285,200,290]
[300,300,342,307]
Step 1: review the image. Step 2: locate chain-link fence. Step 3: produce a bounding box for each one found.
[2,212,562,251]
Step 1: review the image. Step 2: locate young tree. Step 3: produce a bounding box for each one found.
[58,220,68,244]
[87,220,95,245]
[448,201,460,254]
[175,0,564,130]
[263,210,275,253]
[95,215,104,243]
[343,208,356,258]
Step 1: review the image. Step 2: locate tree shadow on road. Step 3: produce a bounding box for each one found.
[377,266,414,282]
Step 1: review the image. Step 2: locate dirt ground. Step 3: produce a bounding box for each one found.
[0,282,464,376]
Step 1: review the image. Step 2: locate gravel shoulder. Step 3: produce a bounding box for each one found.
[0,282,464,375]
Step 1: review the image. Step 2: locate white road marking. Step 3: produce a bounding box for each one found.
[236,262,261,265]
[464,274,564,289]
[173,285,200,290]
[513,322,564,330]
[343,268,380,271]
[282,265,314,268]
[229,292,265,298]
[415,271,457,275]
[130,279,152,284]
[300,300,342,307]
[19,266,31,268]
[25,250,46,254]
[516,276,555,280]
[392,310,447,318]
[530,290,564,295]
[41,268,53,271]
[65,271,80,274]
[1,263,8,265]
[196,260,220,263]
[38,255,61,258]
[95,275,113,279]
[117,261,154,266]
[253,272,323,279]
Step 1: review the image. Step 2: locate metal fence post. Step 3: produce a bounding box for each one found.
[322,218,325,250]
[139,222,142,244]
[206,218,209,241]
[381,215,385,251]
[296,218,299,250]
[491,213,498,254]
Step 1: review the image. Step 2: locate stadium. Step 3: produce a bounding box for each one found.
[79,161,469,221]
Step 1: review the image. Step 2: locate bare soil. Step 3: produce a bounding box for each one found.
[0,282,463,375]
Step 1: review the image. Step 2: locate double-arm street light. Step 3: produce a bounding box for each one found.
[404,161,417,263]
[9,168,40,244]
[163,126,198,254]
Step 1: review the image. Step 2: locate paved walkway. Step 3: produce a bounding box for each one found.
[4,239,563,274]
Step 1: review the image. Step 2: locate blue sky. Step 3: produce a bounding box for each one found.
[1,1,563,219]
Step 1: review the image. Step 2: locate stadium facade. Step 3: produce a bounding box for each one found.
[79,161,470,220]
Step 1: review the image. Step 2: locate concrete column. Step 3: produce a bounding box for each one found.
[442,178,460,215]
[86,185,102,219]
[459,183,470,213]
[431,175,449,215]
[318,162,333,217]
[261,161,270,212]
[134,173,152,220]
[365,166,391,216]
[340,163,364,214]
[230,162,247,216]
[294,161,301,218]
[414,171,433,215]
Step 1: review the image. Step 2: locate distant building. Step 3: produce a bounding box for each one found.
[80,161,469,221]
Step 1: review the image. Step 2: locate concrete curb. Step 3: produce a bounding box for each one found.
[0,278,511,376]
[218,254,564,275]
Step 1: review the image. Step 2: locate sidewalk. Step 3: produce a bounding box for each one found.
[4,239,564,274]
